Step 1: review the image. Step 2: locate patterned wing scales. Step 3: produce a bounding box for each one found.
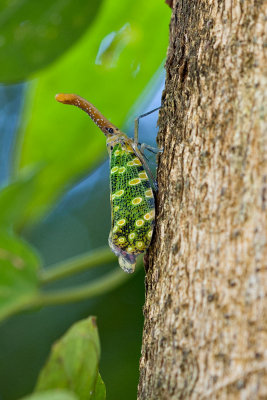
[108,142,155,272]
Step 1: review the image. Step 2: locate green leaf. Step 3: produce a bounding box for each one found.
[35,317,102,400]
[0,231,40,322]
[0,168,39,229]
[20,389,78,400]
[0,0,102,83]
[15,0,171,225]
[91,373,106,400]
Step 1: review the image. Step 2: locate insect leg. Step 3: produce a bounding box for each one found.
[133,106,162,191]
[140,143,164,155]
[134,106,161,144]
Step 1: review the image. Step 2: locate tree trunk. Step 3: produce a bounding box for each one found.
[138,1,267,399]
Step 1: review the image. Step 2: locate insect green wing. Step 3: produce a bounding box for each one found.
[108,141,155,273]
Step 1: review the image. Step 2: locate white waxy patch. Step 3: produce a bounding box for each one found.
[118,256,135,274]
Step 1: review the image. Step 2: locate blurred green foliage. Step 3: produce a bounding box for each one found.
[20,317,104,400]
[0,169,39,228]
[0,0,102,82]
[0,0,170,398]
[21,390,78,400]
[35,317,104,399]
[0,230,39,322]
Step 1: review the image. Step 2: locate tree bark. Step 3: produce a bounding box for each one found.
[138,1,267,399]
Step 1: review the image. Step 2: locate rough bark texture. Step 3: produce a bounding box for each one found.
[138,1,267,399]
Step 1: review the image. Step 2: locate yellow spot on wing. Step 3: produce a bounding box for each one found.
[127,160,134,166]
[115,189,124,197]
[150,210,155,218]
[118,237,126,243]
[129,233,135,240]
[133,157,142,166]
[136,241,144,248]
[124,143,134,153]
[111,166,118,173]
[118,219,126,226]
[114,206,119,212]
[113,226,118,232]
[132,197,143,205]
[136,219,144,227]
[147,230,153,238]
[114,150,120,156]
[139,171,148,180]
[129,178,141,186]
[144,210,155,220]
[145,188,153,198]
[118,167,126,173]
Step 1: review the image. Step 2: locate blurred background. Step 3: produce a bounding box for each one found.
[0,1,170,399]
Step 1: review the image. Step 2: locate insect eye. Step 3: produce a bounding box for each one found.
[107,127,114,134]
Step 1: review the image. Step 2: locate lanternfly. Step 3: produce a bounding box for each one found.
[56,94,159,273]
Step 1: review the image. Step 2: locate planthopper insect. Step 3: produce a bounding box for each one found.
[55,94,160,273]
